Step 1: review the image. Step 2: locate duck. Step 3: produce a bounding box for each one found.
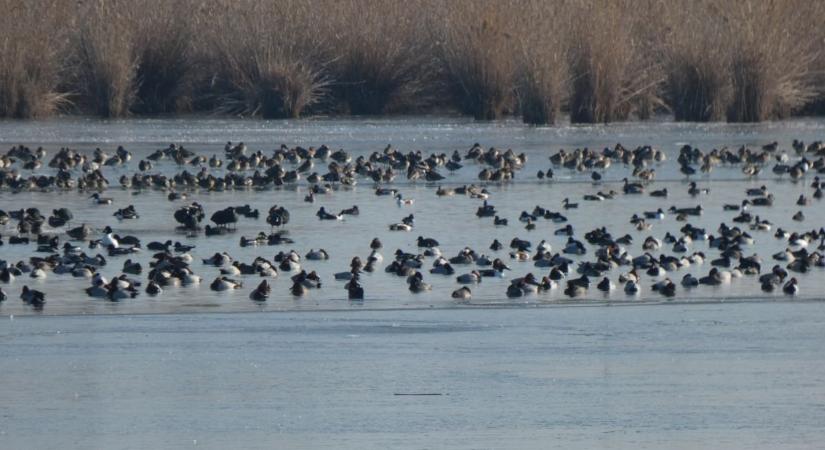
[67,224,93,241]
[430,261,455,275]
[561,238,585,255]
[507,283,525,298]
[0,268,15,283]
[101,226,119,249]
[451,286,472,301]
[250,280,271,301]
[618,269,639,284]
[146,281,162,296]
[681,274,699,288]
[479,259,510,277]
[85,280,109,298]
[562,281,586,298]
[562,198,578,209]
[750,194,775,207]
[622,178,644,194]
[316,207,342,221]
[699,268,725,286]
[624,280,639,295]
[761,278,777,292]
[552,224,573,236]
[29,266,46,280]
[203,252,232,266]
[746,185,768,196]
[106,282,138,301]
[179,268,201,285]
[290,281,308,297]
[407,272,432,293]
[396,194,414,206]
[456,270,482,284]
[687,182,709,196]
[596,277,614,292]
[417,236,440,248]
[113,205,139,220]
[210,276,242,291]
[782,278,799,295]
[389,222,412,231]
[89,193,113,205]
[642,236,661,251]
[147,240,172,251]
[20,286,45,308]
[306,249,330,260]
[652,278,676,297]
[723,200,749,211]
[643,208,665,220]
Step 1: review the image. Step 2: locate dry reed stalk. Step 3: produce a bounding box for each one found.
[723,0,823,122]
[131,0,199,114]
[437,0,519,120]
[0,0,71,118]
[513,0,570,125]
[208,0,329,119]
[658,0,731,121]
[325,0,441,114]
[567,0,661,123]
[73,0,139,117]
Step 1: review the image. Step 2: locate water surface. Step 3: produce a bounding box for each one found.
[2,304,824,449]
[0,116,823,315]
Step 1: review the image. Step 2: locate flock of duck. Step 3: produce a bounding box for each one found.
[0,138,824,311]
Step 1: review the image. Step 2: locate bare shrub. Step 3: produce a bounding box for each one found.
[437,0,519,120]
[72,0,139,117]
[325,0,440,114]
[724,0,823,122]
[567,0,662,123]
[208,0,329,119]
[659,1,731,121]
[514,0,570,125]
[0,0,71,118]
[131,0,198,114]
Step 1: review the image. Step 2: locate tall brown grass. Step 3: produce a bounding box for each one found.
[658,1,730,121]
[723,1,823,122]
[325,0,440,114]
[131,0,199,114]
[72,0,139,117]
[0,0,71,118]
[207,0,329,119]
[437,0,519,120]
[513,0,569,125]
[567,0,662,123]
[1,0,824,122]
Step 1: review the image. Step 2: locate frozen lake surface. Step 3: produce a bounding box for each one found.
[2,303,825,449]
[0,116,824,314]
[1,117,825,449]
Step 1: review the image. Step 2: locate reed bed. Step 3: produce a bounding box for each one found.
[513,0,570,125]
[131,0,199,114]
[0,0,823,122]
[325,0,440,114]
[0,0,71,118]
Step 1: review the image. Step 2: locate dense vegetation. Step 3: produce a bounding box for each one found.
[1,0,823,123]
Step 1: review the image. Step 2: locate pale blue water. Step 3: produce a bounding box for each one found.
[1,116,824,449]
[2,304,825,449]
